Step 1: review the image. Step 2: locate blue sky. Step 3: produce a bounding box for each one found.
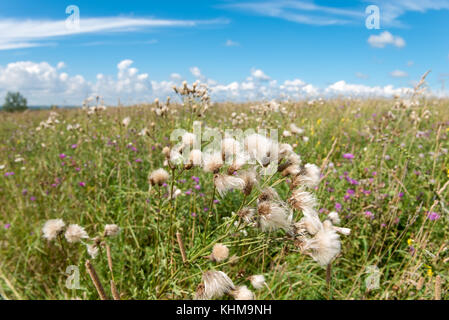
[0,0,448,105]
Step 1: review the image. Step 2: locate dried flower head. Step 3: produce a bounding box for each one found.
[221,138,241,161]
[182,132,196,148]
[230,285,255,300]
[293,163,320,188]
[203,152,224,173]
[65,224,89,243]
[239,169,258,196]
[290,123,304,135]
[295,209,323,235]
[302,220,341,266]
[122,117,131,127]
[214,174,245,197]
[42,219,65,241]
[257,201,292,232]
[328,211,341,225]
[288,187,317,212]
[104,224,120,237]
[149,168,169,186]
[198,271,235,300]
[244,134,278,167]
[188,149,202,167]
[210,243,230,262]
[249,275,266,290]
[258,187,280,203]
[86,243,99,259]
[162,146,171,158]
[237,207,256,223]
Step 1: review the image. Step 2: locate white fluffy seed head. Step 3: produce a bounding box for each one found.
[214,174,245,197]
[87,244,99,259]
[211,243,229,262]
[328,211,341,225]
[42,219,65,241]
[239,169,258,196]
[290,123,304,135]
[303,220,341,266]
[149,168,169,186]
[65,224,89,243]
[288,187,317,212]
[203,152,224,173]
[104,224,120,237]
[244,134,278,167]
[278,143,293,158]
[122,117,131,127]
[249,275,266,290]
[182,132,196,148]
[258,201,292,232]
[221,138,241,160]
[303,163,321,188]
[231,285,255,300]
[189,149,202,166]
[199,271,235,300]
[333,226,351,235]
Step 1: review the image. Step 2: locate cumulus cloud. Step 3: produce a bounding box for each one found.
[390,70,409,78]
[325,80,410,96]
[0,60,428,105]
[368,31,405,48]
[250,68,271,81]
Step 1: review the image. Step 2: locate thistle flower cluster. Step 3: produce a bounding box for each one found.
[41,219,120,259]
[82,95,107,116]
[152,97,171,117]
[173,81,210,117]
[36,111,60,131]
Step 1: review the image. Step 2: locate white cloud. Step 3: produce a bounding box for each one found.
[325,80,410,96]
[368,31,405,48]
[224,1,362,26]
[170,73,182,81]
[224,0,449,27]
[225,39,239,46]
[1,60,439,105]
[250,68,271,81]
[190,66,203,79]
[0,17,229,50]
[390,70,409,78]
[355,72,369,79]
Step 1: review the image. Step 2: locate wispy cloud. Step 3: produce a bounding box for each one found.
[390,69,408,78]
[221,0,449,27]
[225,39,239,46]
[0,16,229,50]
[223,1,362,26]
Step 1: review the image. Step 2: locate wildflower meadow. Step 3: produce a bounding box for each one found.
[1,77,448,300]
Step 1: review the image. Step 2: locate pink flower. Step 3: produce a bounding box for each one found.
[79,182,86,187]
[59,153,67,159]
[365,211,374,219]
[427,212,440,221]
[342,153,354,160]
